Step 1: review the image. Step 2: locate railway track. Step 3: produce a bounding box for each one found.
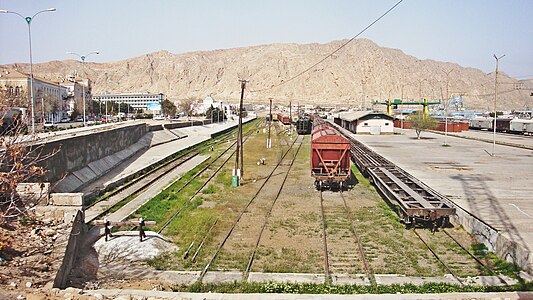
[412,228,463,286]
[86,120,260,225]
[197,134,302,282]
[412,227,500,285]
[318,190,376,285]
[156,124,261,234]
[331,122,456,227]
[84,150,200,223]
[243,136,304,281]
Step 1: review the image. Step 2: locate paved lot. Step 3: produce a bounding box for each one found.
[352,128,533,271]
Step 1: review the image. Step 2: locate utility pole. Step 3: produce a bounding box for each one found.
[289,101,292,139]
[267,98,272,149]
[234,79,247,183]
[492,54,505,156]
[361,77,367,110]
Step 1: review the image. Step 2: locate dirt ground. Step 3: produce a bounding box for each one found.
[0,218,72,299]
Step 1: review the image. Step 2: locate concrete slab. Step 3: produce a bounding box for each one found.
[350,128,533,273]
[83,289,532,300]
[375,274,457,285]
[202,271,243,284]
[95,231,177,264]
[332,274,370,285]
[150,130,179,147]
[248,272,326,284]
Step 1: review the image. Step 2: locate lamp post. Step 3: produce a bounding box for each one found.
[492,54,505,156]
[66,51,99,126]
[1,8,56,134]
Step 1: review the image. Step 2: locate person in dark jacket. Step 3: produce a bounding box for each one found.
[139,217,146,242]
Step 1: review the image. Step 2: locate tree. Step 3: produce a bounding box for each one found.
[161,99,177,117]
[1,88,60,223]
[179,97,197,117]
[409,111,437,139]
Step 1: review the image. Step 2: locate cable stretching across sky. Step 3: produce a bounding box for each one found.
[250,0,405,93]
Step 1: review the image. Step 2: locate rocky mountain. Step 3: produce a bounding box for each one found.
[2,39,531,110]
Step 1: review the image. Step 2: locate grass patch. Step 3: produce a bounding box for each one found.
[202,184,218,194]
[173,281,533,294]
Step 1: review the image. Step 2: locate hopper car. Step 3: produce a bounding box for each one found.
[310,116,351,190]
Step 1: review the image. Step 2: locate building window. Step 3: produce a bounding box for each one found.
[364,122,368,126]
[385,122,389,126]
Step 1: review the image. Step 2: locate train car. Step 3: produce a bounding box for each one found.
[495,118,512,132]
[279,115,291,125]
[469,117,493,130]
[296,115,312,135]
[310,122,351,190]
[510,119,533,135]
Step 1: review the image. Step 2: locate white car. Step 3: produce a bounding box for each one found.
[153,115,165,120]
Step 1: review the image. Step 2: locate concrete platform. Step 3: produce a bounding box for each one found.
[82,289,533,300]
[350,128,533,274]
[80,118,253,196]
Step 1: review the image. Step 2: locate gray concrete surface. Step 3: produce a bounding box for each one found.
[351,128,533,273]
[437,129,533,149]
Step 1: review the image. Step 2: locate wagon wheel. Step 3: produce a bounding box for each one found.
[318,181,322,191]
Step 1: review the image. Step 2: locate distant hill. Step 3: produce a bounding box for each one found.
[2,39,530,110]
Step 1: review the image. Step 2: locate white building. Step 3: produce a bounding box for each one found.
[335,111,394,135]
[92,93,165,112]
[192,95,237,117]
[0,69,69,123]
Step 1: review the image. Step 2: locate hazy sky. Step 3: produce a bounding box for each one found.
[1,0,532,78]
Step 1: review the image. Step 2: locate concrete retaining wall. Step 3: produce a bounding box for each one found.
[148,124,164,131]
[53,210,86,288]
[453,205,533,274]
[39,124,148,184]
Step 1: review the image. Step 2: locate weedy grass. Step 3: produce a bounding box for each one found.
[174,281,533,294]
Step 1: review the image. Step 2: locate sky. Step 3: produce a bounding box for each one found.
[0,0,532,79]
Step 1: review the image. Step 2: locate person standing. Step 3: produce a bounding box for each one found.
[104,218,113,242]
[139,217,146,242]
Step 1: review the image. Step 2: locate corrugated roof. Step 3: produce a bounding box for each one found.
[337,111,393,121]
[337,111,373,121]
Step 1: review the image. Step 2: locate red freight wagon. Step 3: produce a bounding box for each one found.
[310,124,351,190]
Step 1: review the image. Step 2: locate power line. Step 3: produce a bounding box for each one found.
[250,0,405,93]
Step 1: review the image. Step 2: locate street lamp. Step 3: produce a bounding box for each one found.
[66,51,99,126]
[1,8,56,134]
[492,54,505,156]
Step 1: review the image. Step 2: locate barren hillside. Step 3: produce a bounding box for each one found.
[2,39,530,110]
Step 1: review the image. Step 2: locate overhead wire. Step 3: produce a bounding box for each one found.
[249,0,405,93]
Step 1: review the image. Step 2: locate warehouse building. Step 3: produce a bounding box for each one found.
[335,111,394,135]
